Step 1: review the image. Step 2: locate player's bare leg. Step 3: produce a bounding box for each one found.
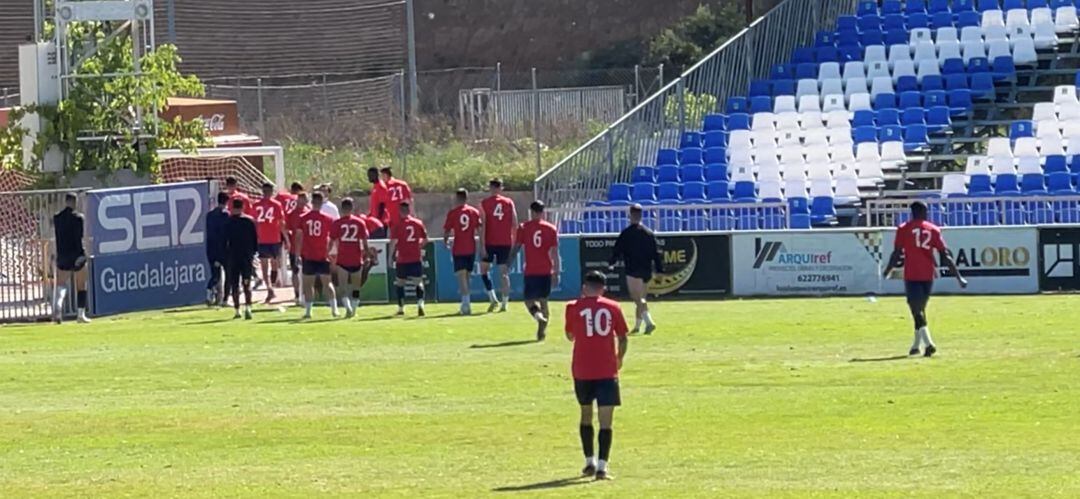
[498,265,511,312]
[455,269,471,315]
[480,261,498,312]
[322,275,339,317]
[909,301,936,357]
[291,260,302,306]
[395,278,407,315]
[538,299,550,340]
[412,277,426,317]
[260,258,276,304]
[302,274,316,319]
[525,298,547,341]
[241,277,253,320]
[579,404,597,476]
[73,268,90,323]
[626,277,654,335]
[52,269,72,324]
[595,406,616,480]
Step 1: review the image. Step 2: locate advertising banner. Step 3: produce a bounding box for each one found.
[1037,227,1080,291]
[358,240,391,302]
[579,234,731,298]
[732,231,886,296]
[433,238,582,302]
[87,182,210,315]
[881,227,1039,294]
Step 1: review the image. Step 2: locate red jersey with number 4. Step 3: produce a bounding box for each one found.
[384,179,413,225]
[332,215,370,267]
[252,198,285,244]
[516,219,558,276]
[565,296,629,380]
[276,192,299,215]
[444,205,482,256]
[299,210,335,261]
[895,219,946,282]
[481,195,516,246]
[392,216,427,264]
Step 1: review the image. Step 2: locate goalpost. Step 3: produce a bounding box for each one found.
[157,146,287,193]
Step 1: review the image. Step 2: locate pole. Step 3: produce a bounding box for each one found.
[256,77,265,137]
[532,67,542,187]
[658,64,664,89]
[496,62,502,92]
[399,71,409,179]
[405,0,420,119]
[677,79,686,137]
[634,64,641,104]
[166,0,177,43]
[321,73,330,120]
[745,0,754,25]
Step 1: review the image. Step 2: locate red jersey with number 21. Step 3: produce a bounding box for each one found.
[444,205,482,256]
[332,215,370,267]
[299,210,335,261]
[895,219,946,282]
[481,195,516,246]
[565,296,629,380]
[252,198,285,244]
[393,216,427,264]
[516,219,558,276]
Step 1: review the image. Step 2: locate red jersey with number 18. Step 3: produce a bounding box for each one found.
[895,219,946,282]
[331,215,369,267]
[252,198,285,244]
[516,219,558,276]
[299,210,335,261]
[481,195,516,246]
[565,296,629,380]
[392,216,427,264]
[443,205,482,256]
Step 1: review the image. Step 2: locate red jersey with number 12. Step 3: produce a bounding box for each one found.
[392,216,427,264]
[444,205,482,256]
[299,210,335,261]
[895,219,946,282]
[565,296,629,380]
[481,195,516,246]
[332,215,370,267]
[253,198,285,244]
[516,219,558,276]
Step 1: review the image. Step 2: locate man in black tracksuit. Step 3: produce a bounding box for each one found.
[607,203,664,334]
[205,192,231,306]
[53,193,90,324]
[224,198,258,319]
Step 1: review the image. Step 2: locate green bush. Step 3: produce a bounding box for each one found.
[645,4,746,75]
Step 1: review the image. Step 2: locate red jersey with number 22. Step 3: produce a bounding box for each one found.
[393,216,427,264]
[252,198,285,244]
[481,195,516,246]
[565,296,629,380]
[516,219,558,276]
[332,215,369,267]
[444,205,482,256]
[299,210,335,261]
[895,219,946,282]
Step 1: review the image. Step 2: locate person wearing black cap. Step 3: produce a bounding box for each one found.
[607,204,664,334]
[52,192,90,323]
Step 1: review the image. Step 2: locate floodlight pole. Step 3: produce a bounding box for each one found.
[405,0,419,119]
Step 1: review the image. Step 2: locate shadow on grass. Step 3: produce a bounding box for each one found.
[492,476,591,492]
[850,355,911,363]
[469,339,537,349]
[356,315,400,322]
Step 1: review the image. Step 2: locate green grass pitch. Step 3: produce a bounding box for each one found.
[2,295,1079,497]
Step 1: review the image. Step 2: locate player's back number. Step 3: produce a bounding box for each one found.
[579,307,613,337]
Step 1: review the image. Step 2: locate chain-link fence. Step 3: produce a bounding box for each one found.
[1,89,18,109]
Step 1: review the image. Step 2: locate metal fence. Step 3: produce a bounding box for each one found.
[547,201,791,234]
[1,89,17,108]
[866,195,1080,228]
[535,0,858,206]
[460,85,627,140]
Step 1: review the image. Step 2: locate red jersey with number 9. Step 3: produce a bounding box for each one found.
[565,296,629,380]
[481,195,516,246]
[299,210,335,261]
[895,219,946,282]
[444,205,482,256]
[332,215,370,267]
[516,219,558,276]
[392,216,427,264]
[252,198,285,244]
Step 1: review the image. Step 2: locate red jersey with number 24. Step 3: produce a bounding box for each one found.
[481,195,516,246]
[392,216,427,264]
[895,219,946,282]
[332,215,369,267]
[565,296,629,380]
[252,198,285,244]
[516,219,558,276]
[444,205,482,256]
[299,210,335,261]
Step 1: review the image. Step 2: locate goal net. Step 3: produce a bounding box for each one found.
[157,146,286,196]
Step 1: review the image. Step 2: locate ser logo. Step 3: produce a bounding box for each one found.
[94,186,205,255]
[753,238,832,269]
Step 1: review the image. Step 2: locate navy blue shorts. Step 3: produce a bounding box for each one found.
[574,378,621,407]
[523,275,552,300]
[905,280,934,307]
[302,259,331,276]
[453,255,476,272]
[57,253,87,272]
[483,245,512,265]
[396,262,424,280]
[338,264,363,274]
[257,243,281,259]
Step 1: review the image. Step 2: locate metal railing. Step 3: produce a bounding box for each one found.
[866,195,1080,227]
[547,201,791,234]
[534,0,858,205]
[460,85,627,140]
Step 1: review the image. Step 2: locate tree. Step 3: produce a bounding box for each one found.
[644,4,746,75]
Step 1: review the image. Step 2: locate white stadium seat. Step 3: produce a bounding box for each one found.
[888,44,912,69]
[936,27,959,45]
[983,9,1006,28]
[881,141,906,163]
[1055,6,1079,33]
[774,95,797,114]
[1013,37,1039,66]
[941,174,967,196]
[965,156,990,175]
[989,154,1016,175]
[819,62,842,81]
[962,40,987,63]
[987,137,1013,158]
[910,27,933,45]
[843,61,866,81]
[848,93,872,112]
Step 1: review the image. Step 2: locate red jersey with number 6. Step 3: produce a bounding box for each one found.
[895,219,946,282]
[516,219,558,276]
[299,210,335,261]
[444,205,482,256]
[392,216,427,264]
[332,215,369,267]
[565,296,629,380]
[481,195,516,246]
[252,198,285,244]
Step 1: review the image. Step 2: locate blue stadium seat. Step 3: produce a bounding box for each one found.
[854,126,878,144]
[749,80,771,98]
[877,109,901,126]
[727,113,751,130]
[703,114,726,132]
[898,91,922,109]
[680,132,702,149]
[732,181,757,202]
[884,29,908,46]
[1045,155,1068,174]
[680,147,704,165]
[944,74,969,92]
[796,63,818,80]
[658,165,681,182]
[941,58,966,76]
[838,46,863,63]
[837,16,859,32]
[789,198,811,229]
[558,218,582,235]
[582,211,609,234]
[1010,121,1035,139]
[995,174,1021,196]
[631,183,657,202]
[771,64,795,80]
[707,180,730,201]
[658,182,681,202]
[991,57,1016,81]
[706,164,728,182]
[703,146,726,163]
[976,0,999,12]
[882,0,903,14]
[726,97,749,114]
[683,181,707,201]
[1030,0,1048,8]
[608,183,631,202]
[1071,155,1080,174]
[860,30,885,46]
[879,125,904,142]
[946,202,975,226]
[793,47,816,64]
[1022,174,1047,195]
[749,95,773,114]
[904,124,929,151]
[682,165,706,183]
[906,0,928,13]
[858,15,883,32]
[921,75,945,92]
[908,12,931,29]
[658,213,683,233]
[954,0,976,10]
[857,0,878,16]
[970,73,995,100]
[657,149,678,166]
[734,206,760,230]
[924,90,948,108]
[902,108,926,126]
[1003,0,1022,9]
[969,174,993,195]
[685,213,709,231]
[874,93,898,110]
[897,76,920,94]
[772,79,796,96]
[930,11,954,29]
[816,47,840,63]
[631,166,655,183]
[853,110,875,127]
[948,89,974,116]
[927,106,952,133]
[968,57,991,74]
[810,197,837,225]
[929,0,950,13]
[1055,199,1080,223]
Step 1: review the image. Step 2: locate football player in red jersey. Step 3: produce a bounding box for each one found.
[253,183,287,303]
[285,191,309,305]
[479,178,517,312]
[224,176,254,215]
[391,202,427,317]
[883,201,967,357]
[380,167,413,228]
[295,192,338,319]
[330,198,370,319]
[512,201,560,341]
[275,182,303,216]
[443,189,482,315]
[367,167,389,225]
[358,210,385,289]
[564,270,629,481]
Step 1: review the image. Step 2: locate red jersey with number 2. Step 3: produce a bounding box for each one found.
[516,219,558,276]
[393,216,427,264]
[332,215,369,267]
[481,195,516,246]
[565,296,629,380]
[444,205,482,256]
[252,198,285,244]
[299,210,335,261]
[895,219,946,282]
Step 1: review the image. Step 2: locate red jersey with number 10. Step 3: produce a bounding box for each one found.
[481,195,516,246]
[516,219,558,276]
[565,296,629,380]
[392,216,427,264]
[444,205,482,256]
[895,219,946,282]
[332,215,370,267]
[299,210,335,261]
[253,198,285,244]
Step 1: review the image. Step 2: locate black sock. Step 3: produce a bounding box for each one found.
[529,304,541,315]
[481,274,493,291]
[76,290,87,309]
[396,286,405,307]
[270,269,279,285]
[352,289,361,299]
[416,284,425,301]
[244,283,252,306]
[598,428,612,462]
[579,425,595,459]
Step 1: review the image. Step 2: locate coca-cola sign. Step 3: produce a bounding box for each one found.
[197,114,226,133]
